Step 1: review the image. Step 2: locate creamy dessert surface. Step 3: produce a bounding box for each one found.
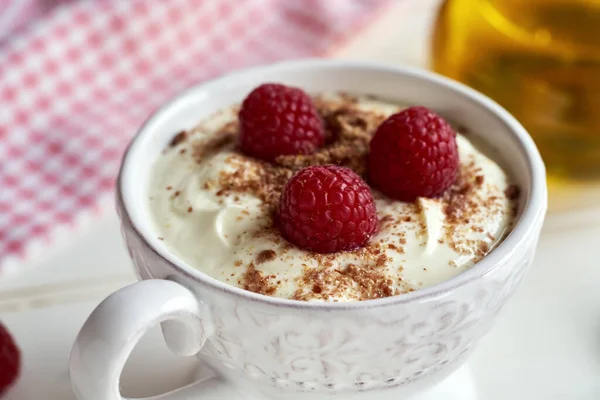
[149,94,519,302]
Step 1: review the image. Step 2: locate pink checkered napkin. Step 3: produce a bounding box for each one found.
[0,0,390,274]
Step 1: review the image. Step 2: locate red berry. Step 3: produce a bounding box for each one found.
[369,106,459,201]
[239,83,324,161]
[0,323,20,395]
[278,165,378,253]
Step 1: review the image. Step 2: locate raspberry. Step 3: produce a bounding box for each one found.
[278,165,378,253]
[239,83,324,161]
[0,323,20,395]
[369,106,459,201]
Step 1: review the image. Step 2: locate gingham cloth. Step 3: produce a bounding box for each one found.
[0,0,390,274]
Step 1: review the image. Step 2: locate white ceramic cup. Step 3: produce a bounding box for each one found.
[69,59,547,400]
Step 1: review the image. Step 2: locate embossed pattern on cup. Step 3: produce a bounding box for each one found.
[114,60,547,399]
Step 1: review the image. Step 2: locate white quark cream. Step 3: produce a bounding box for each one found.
[149,94,518,302]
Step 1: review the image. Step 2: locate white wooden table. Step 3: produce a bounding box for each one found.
[1,1,599,399]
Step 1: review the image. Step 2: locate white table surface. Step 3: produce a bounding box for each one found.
[1,1,600,399]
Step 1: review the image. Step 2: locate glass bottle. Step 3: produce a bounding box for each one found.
[432,0,600,181]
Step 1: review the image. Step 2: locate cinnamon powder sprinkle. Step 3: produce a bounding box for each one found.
[438,158,518,260]
[288,241,410,301]
[442,168,477,225]
[193,130,236,162]
[242,263,277,296]
[256,249,277,264]
[293,263,397,301]
[169,130,188,147]
[504,184,520,200]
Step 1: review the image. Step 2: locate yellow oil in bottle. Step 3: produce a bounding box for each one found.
[432,0,600,181]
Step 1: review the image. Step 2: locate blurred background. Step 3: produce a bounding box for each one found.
[1,1,600,399]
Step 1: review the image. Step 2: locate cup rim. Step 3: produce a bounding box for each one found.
[118,58,547,310]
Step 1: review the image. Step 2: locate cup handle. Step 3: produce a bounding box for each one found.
[69,279,239,400]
